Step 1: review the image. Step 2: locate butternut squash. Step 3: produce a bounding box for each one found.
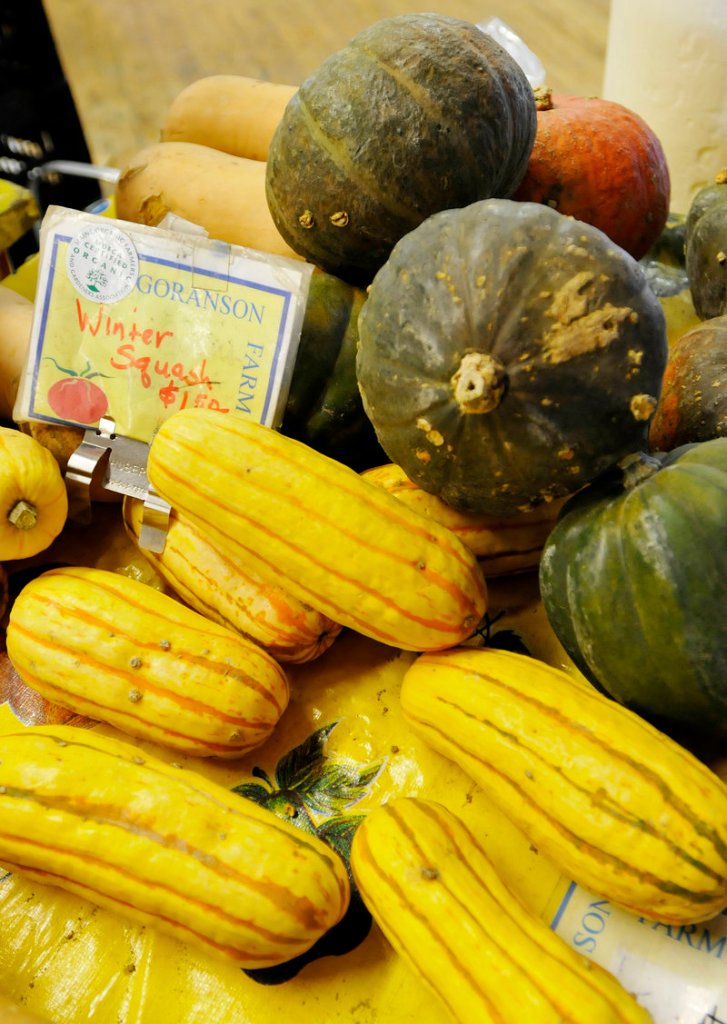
[123,494,341,663]
[6,565,289,758]
[362,462,567,575]
[400,647,727,924]
[114,141,302,261]
[0,724,350,965]
[161,75,297,161]
[351,798,651,1023]
[0,285,33,422]
[147,410,488,652]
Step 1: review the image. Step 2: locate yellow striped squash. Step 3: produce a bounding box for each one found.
[362,462,567,576]
[351,798,651,1024]
[0,725,350,966]
[123,496,342,663]
[146,410,487,652]
[400,647,727,924]
[6,565,289,758]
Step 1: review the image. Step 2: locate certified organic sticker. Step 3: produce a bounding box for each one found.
[66,223,138,304]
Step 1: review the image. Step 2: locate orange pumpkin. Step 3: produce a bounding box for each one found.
[513,88,670,259]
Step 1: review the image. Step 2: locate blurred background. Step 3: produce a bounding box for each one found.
[13,0,609,171]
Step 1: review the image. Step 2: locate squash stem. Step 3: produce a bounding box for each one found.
[620,451,662,491]
[8,499,38,531]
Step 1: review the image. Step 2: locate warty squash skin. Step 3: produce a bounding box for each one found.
[351,798,651,1024]
[5,565,290,758]
[146,409,487,652]
[357,198,668,516]
[0,725,350,966]
[123,495,341,664]
[400,647,727,925]
[538,437,727,735]
[648,314,727,450]
[685,169,727,320]
[265,13,536,284]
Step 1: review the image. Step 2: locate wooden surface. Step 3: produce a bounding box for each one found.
[42,0,611,170]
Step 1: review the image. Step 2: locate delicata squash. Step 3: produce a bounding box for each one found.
[351,797,651,1023]
[6,565,289,758]
[123,495,341,663]
[146,410,487,652]
[400,647,727,924]
[0,725,350,966]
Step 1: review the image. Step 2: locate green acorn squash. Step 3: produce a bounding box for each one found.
[280,268,385,471]
[265,13,536,284]
[356,198,668,516]
[539,437,727,736]
[648,314,727,450]
[685,169,727,319]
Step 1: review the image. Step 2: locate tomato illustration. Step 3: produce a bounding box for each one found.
[45,359,110,424]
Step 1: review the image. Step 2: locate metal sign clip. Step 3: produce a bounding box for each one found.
[65,416,170,552]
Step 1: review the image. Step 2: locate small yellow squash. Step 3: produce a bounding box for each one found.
[123,496,341,663]
[6,565,289,758]
[351,797,651,1023]
[0,725,350,966]
[146,410,487,652]
[0,426,68,560]
[401,647,727,924]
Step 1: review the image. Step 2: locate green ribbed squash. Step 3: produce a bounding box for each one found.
[265,13,536,284]
[539,437,727,735]
[280,268,385,471]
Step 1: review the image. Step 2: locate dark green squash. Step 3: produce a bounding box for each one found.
[265,13,536,285]
[685,169,727,319]
[539,437,727,736]
[356,198,668,516]
[639,212,688,299]
[280,268,385,471]
[648,314,727,450]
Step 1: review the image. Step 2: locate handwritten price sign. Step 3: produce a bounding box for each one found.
[15,208,312,442]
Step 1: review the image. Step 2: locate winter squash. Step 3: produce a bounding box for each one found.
[351,797,650,1023]
[513,88,670,260]
[0,597,586,1024]
[0,724,350,966]
[400,646,727,924]
[265,13,536,284]
[648,314,727,450]
[356,198,668,516]
[280,268,385,470]
[147,410,487,652]
[0,426,68,560]
[6,566,290,758]
[638,213,701,346]
[539,437,727,735]
[685,169,727,319]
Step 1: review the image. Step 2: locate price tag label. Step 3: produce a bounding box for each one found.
[14,206,313,443]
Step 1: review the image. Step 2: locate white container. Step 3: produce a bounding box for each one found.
[602,0,727,213]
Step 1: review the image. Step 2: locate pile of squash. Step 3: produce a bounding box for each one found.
[0,12,726,1024]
